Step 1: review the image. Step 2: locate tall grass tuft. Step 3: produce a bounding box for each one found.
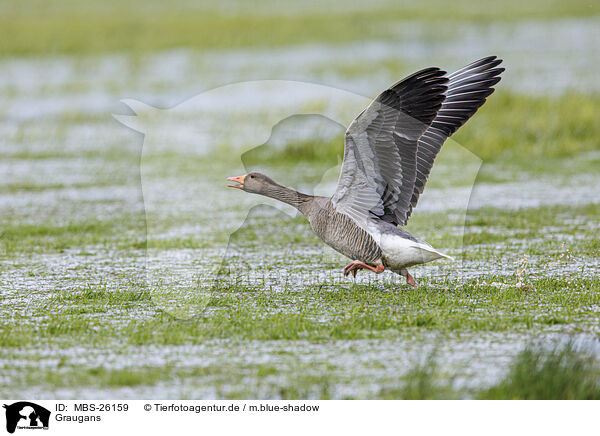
[480,342,600,400]
[380,354,458,399]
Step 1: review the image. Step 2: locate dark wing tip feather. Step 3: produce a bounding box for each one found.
[340,66,451,228]
[380,67,449,127]
[437,57,505,137]
[337,60,501,229]
[449,56,503,79]
[405,56,505,223]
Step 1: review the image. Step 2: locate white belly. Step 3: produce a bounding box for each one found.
[378,233,453,271]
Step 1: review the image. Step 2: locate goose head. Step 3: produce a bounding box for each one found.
[226,172,278,194]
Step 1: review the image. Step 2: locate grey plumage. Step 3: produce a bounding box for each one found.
[237,177,382,264]
[408,56,504,221]
[331,67,449,229]
[300,197,382,265]
[227,56,504,286]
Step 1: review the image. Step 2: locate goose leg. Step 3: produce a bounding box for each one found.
[406,270,418,289]
[399,268,418,289]
[343,261,362,277]
[343,260,384,277]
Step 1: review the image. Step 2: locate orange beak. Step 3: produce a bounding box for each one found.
[226,175,246,189]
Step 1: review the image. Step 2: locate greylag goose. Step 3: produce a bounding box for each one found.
[228,56,503,288]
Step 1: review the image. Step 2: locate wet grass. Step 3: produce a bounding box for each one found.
[27,366,170,389]
[378,343,600,399]
[0,213,145,255]
[378,353,456,399]
[479,343,600,399]
[2,116,598,397]
[241,92,600,167]
[2,0,598,56]
[2,2,599,399]
[8,338,599,399]
[454,93,600,162]
[464,203,600,257]
[2,274,598,349]
[2,229,599,398]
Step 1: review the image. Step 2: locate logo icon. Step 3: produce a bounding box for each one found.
[3,402,50,434]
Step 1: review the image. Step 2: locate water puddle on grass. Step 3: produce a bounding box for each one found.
[1,18,599,122]
[3,332,600,399]
[2,17,599,399]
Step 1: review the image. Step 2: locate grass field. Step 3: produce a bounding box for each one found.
[1,1,599,399]
[2,0,599,56]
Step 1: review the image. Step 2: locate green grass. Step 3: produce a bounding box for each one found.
[2,1,600,397]
[2,275,598,349]
[29,366,170,388]
[11,340,599,398]
[463,203,600,257]
[243,137,342,168]
[242,92,600,168]
[377,343,600,399]
[454,92,600,162]
[2,194,599,397]
[379,353,457,399]
[1,0,599,56]
[480,343,600,399]
[8,358,336,398]
[0,214,145,255]
[2,121,598,396]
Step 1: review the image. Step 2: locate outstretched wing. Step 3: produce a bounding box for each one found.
[407,56,504,220]
[331,67,448,230]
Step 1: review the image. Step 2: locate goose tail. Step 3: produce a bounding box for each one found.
[415,242,454,262]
